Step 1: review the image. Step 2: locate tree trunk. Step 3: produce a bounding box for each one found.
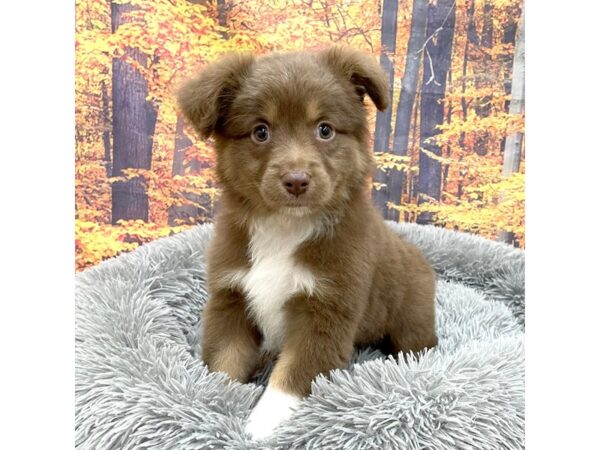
[458,0,476,199]
[499,5,519,154]
[416,0,456,225]
[372,0,399,216]
[474,0,494,156]
[100,79,112,177]
[501,14,524,178]
[443,70,452,192]
[110,1,158,224]
[216,0,228,38]
[168,116,201,226]
[466,0,478,46]
[502,5,519,114]
[381,0,428,221]
[408,91,420,204]
[167,0,224,226]
[498,13,524,245]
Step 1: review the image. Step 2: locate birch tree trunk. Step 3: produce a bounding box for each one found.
[502,14,524,177]
[498,13,524,245]
[499,4,520,154]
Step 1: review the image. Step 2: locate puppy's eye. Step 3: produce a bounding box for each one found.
[316,122,335,141]
[251,124,271,144]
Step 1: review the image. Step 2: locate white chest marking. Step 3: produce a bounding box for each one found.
[239,214,317,352]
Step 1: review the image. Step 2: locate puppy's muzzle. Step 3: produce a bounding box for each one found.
[281,171,310,197]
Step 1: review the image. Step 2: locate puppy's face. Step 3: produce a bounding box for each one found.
[178,47,389,215]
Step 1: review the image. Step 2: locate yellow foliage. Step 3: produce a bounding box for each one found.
[75,0,525,270]
[75,219,190,271]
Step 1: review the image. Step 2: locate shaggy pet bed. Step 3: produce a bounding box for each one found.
[75,222,525,449]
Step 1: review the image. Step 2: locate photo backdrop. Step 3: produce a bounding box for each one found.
[75,0,525,271]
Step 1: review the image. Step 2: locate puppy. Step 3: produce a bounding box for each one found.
[178,46,437,440]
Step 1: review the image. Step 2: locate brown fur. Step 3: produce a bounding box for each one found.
[178,46,437,398]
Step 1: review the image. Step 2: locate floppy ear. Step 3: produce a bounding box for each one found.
[177,53,255,138]
[320,46,389,112]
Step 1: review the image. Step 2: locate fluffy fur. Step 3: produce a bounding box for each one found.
[177,47,438,438]
[74,223,525,449]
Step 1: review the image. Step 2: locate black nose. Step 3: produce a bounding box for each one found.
[281,171,310,197]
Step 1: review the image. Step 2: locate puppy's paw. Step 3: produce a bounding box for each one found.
[245,385,301,440]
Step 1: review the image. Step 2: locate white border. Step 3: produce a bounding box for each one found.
[0,1,74,448]
[2,0,599,448]
[527,1,600,448]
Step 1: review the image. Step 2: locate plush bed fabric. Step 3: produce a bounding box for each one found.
[75,222,524,449]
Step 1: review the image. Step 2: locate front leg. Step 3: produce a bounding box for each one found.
[245,294,357,439]
[202,288,261,383]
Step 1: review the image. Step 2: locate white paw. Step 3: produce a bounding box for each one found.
[245,385,301,440]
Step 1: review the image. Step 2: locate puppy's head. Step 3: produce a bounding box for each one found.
[178,47,388,215]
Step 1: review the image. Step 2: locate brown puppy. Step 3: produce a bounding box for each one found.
[178,46,437,439]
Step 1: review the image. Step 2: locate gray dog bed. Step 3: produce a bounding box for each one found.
[75,222,524,449]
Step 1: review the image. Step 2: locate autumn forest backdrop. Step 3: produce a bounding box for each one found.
[75,0,525,271]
